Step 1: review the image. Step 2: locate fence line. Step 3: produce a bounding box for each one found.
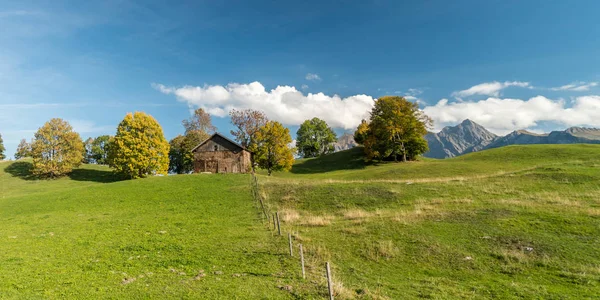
[250,173,337,298]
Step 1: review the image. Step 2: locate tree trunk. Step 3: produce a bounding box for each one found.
[401,141,407,162]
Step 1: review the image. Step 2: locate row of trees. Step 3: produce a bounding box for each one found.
[12,109,298,178]
[7,95,431,177]
[8,114,170,178]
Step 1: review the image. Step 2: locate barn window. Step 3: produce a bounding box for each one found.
[214,145,218,151]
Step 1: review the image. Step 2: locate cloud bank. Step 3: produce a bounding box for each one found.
[155,81,600,135]
[452,81,531,98]
[153,82,374,129]
[423,95,600,134]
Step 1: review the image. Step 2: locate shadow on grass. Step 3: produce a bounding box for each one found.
[4,161,125,183]
[4,161,36,180]
[68,168,126,183]
[290,147,369,174]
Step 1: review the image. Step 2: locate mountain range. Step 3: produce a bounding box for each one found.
[424,119,600,158]
[333,133,358,152]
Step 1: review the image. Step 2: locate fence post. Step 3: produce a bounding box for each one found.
[272,213,276,231]
[288,233,293,256]
[299,244,305,279]
[326,262,334,300]
[276,212,281,236]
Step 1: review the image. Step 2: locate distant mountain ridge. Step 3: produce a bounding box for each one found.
[424,120,600,159]
[333,133,358,152]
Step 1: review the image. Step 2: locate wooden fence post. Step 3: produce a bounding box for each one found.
[288,233,293,256]
[299,244,305,279]
[326,262,334,300]
[276,212,281,236]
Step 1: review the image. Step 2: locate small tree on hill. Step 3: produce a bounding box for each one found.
[108,112,170,179]
[254,121,295,175]
[355,96,431,162]
[0,133,5,160]
[296,118,337,158]
[15,139,32,159]
[91,135,111,165]
[183,108,217,134]
[229,109,268,171]
[31,118,84,177]
[168,135,189,174]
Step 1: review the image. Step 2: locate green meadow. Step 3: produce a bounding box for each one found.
[0,161,306,299]
[259,145,600,299]
[2,144,600,299]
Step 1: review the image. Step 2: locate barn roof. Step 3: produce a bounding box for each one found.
[191,132,250,153]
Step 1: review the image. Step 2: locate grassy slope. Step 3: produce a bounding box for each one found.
[0,161,306,299]
[260,145,600,299]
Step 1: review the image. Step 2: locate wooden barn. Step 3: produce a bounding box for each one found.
[191,133,252,174]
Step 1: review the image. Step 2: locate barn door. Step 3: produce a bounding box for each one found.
[206,160,218,173]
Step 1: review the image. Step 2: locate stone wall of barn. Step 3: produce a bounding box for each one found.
[193,139,251,173]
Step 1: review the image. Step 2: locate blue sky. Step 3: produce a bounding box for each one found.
[2,0,600,157]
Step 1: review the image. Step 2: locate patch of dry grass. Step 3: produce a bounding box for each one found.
[342,208,372,220]
[279,208,301,223]
[302,215,334,227]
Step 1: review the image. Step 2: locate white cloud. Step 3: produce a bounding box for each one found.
[550,81,598,92]
[305,73,321,81]
[153,81,374,129]
[423,95,600,134]
[452,81,531,98]
[301,84,309,90]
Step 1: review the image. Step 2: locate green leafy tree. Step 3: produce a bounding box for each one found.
[229,109,268,171]
[253,121,295,175]
[15,139,32,159]
[0,133,5,160]
[91,135,112,164]
[31,118,84,177]
[356,96,431,162]
[108,112,170,179]
[168,135,189,174]
[296,117,337,158]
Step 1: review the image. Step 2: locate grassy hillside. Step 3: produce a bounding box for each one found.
[282,144,600,180]
[2,145,600,299]
[0,161,308,299]
[259,145,600,298]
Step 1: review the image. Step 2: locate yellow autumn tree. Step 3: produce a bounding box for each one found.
[253,121,295,175]
[108,112,170,179]
[31,118,84,177]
